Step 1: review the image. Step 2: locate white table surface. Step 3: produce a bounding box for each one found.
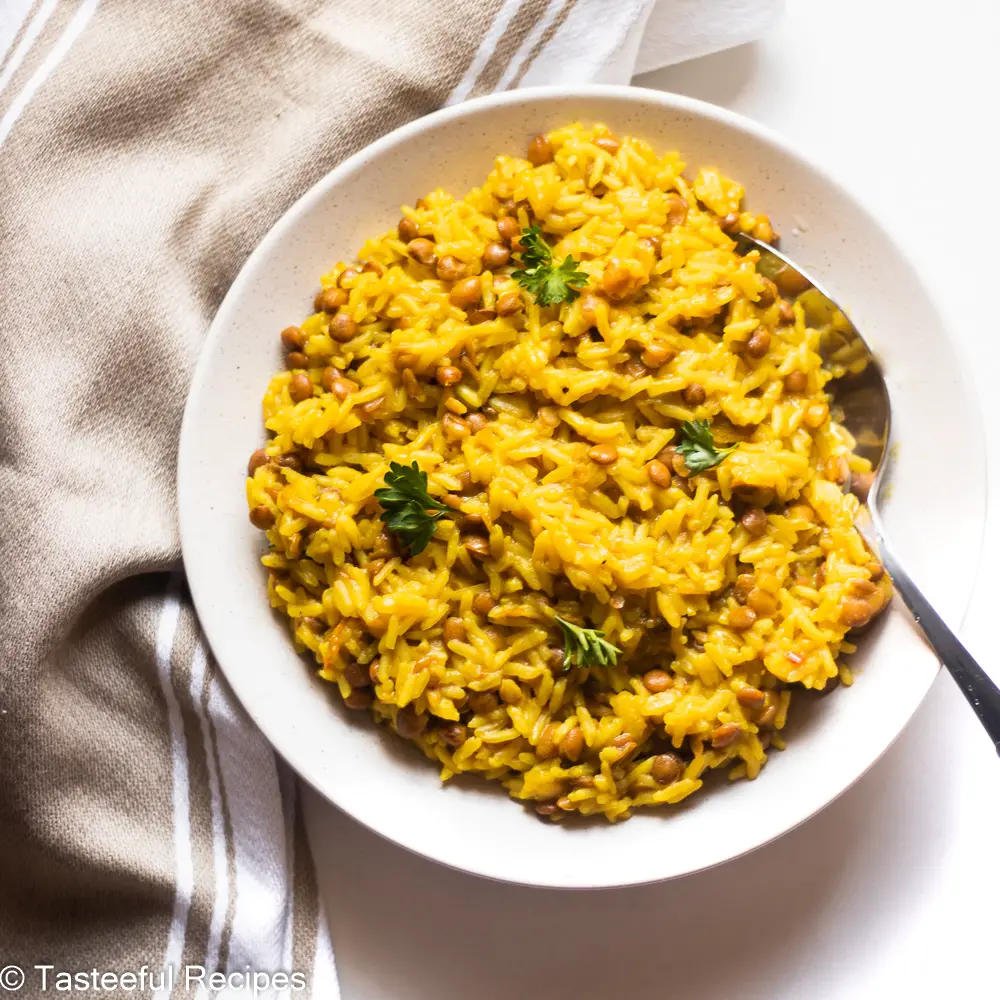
[305,3,1000,996]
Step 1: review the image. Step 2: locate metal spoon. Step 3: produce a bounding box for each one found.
[734,233,1000,752]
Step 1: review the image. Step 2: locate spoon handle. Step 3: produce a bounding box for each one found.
[869,526,1000,754]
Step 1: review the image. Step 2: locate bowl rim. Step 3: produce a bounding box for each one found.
[178,83,988,888]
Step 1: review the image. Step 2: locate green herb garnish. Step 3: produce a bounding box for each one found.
[373,461,457,556]
[515,225,552,269]
[511,226,589,306]
[675,419,737,474]
[554,615,621,669]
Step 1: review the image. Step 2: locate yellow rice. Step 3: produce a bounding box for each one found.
[246,123,890,822]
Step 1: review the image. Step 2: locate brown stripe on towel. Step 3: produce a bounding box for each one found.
[0,0,88,122]
[469,0,554,97]
[509,0,577,88]
[0,0,47,76]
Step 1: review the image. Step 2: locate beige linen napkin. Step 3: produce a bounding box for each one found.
[0,0,780,995]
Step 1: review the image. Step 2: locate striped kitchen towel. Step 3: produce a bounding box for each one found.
[0,0,780,995]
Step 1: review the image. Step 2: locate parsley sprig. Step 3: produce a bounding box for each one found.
[675,419,737,474]
[373,461,457,556]
[554,615,621,669]
[511,226,589,306]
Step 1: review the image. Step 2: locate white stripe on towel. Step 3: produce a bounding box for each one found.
[153,574,193,1000]
[0,0,99,148]
[190,644,230,993]
[0,0,59,96]
[446,0,524,105]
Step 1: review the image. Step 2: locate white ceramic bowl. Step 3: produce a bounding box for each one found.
[179,85,986,888]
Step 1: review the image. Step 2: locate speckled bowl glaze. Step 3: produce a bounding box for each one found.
[178,86,986,888]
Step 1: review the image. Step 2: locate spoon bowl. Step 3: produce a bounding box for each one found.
[737,232,1000,752]
[734,232,892,485]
